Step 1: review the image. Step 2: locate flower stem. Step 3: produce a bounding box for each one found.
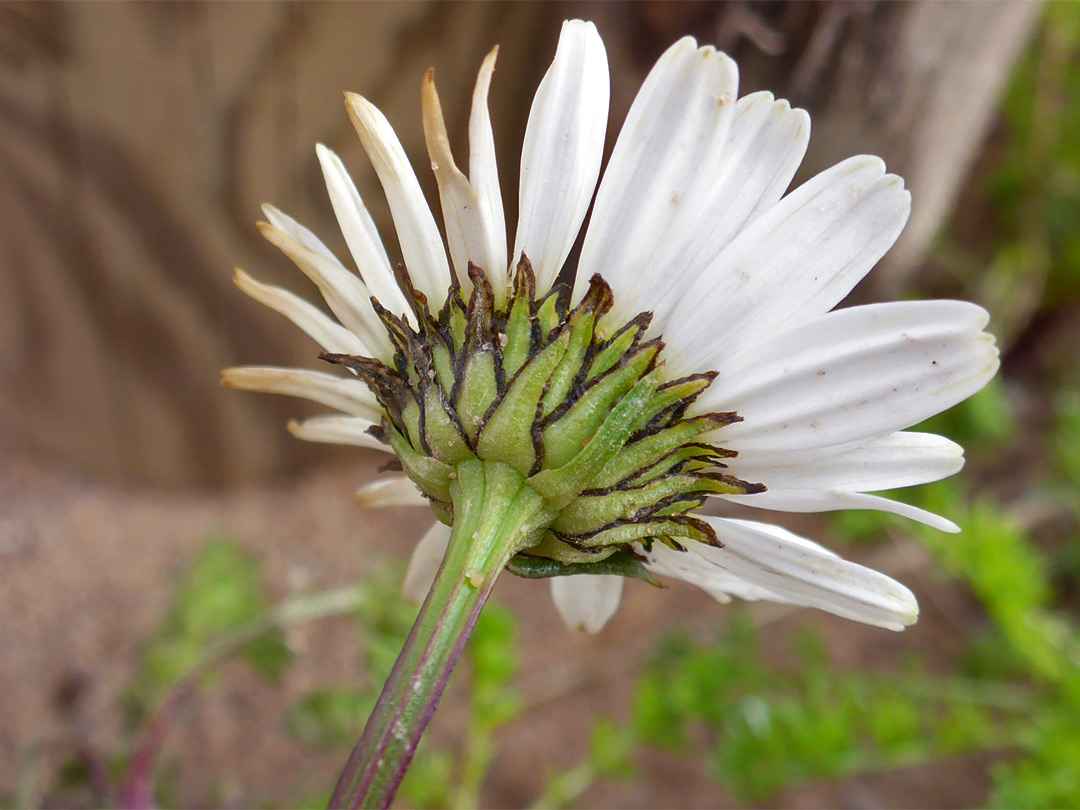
[328,460,554,809]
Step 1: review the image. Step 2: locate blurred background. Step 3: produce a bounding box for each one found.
[2,1,1079,807]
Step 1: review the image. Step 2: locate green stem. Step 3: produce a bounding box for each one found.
[329,460,554,809]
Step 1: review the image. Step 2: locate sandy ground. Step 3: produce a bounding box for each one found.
[0,448,994,808]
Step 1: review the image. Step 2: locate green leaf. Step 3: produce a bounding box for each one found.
[285,688,374,749]
[241,630,293,684]
[991,709,1080,809]
[506,550,659,586]
[398,747,455,809]
[588,718,634,779]
[123,535,283,723]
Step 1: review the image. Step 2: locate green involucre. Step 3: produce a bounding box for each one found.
[322,258,763,573]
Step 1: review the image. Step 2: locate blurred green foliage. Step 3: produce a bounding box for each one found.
[282,564,523,810]
[986,4,1080,309]
[551,435,1079,807]
[631,624,1016,803]
[16,538,525,808]
[1053,391,1080,502]
[123,536,292,726]
[937,2,1080,352]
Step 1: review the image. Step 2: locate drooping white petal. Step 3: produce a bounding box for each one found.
[550,574,624,634]
[261,203,341,264]
[344,92,452,305]
[355,476,428,508]
[576,37,738,317]
[422,49,507,303]
[701,300,999,451]
[315,144,413,323]
[645,518,919,631]
[663,156,911,375]
[258,223,393,359]
[641,538,789,605]
[221,366,381,422]
[403,522,451,604]
[719,430,964,532]
[286,414,389,452]
[513,19,609,292]
[728,431,964,492]
[233,268,368,356]
[720,488,960,533]
[643,92,811,332]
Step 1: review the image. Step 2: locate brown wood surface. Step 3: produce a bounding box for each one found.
[0,1,1039,488]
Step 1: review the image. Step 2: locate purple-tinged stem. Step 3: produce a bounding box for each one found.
[328,460,552,809]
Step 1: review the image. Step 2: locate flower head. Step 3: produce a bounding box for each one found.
[225,21,998,635]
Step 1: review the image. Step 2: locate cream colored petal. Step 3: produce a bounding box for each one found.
[402,522,451,604]
[221,366,381,422]
[355,476,428,508]
[286,414,389,452]
[315,144,414,324]
[261,203,341,264]
[258,223,393,360]
[233,268,368,356]
[422,72,476,298]
[421,48,508,304]
[345,92,452,306]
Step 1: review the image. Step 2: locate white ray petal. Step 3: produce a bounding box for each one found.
[643,92,811,333]
[258,223,393,359]
[513,19,609,293]
[645,517,919,631]
[550,574,624,634]
[261,203,341,264]
[664,156,911,375]
[233,268,368,356]
[576,37,738,318]
[728,431,964,492]
[721,489,960,533]
[403,522,451,604]
[641,538,790,605]
[221,366,381,422]
[355,476,428,508]
[468,47,508,301]
[701,300,999,451]
[286,414,389,452]
[422,49,508,304]
[345,92,452,305]
[315,144,413,323]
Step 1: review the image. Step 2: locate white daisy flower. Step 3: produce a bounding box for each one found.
[225,20,998,637]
